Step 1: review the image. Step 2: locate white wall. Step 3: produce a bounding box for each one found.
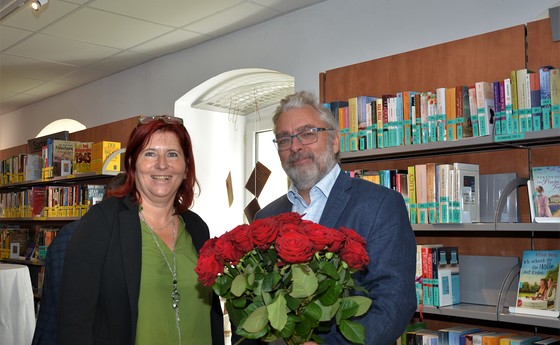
[1,0,557,150]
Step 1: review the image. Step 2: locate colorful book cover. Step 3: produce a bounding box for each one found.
[50,140,79,177]
[530,166,560,222]
[73,141,92,174]
[513,250,560,316]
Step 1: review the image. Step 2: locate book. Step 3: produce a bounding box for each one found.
[436,246,460,307]
[73,141,92,174]
[499,335,541,345]
[482,333,517,345]
[539,66,555,130]
[528,71,542,131]
[472,331,497,345]
[24,154,41,181]
[400,321,427,345]
[551,68,560,128]
[90,141,121,173]
[49,139,79,177]
[529,166,560,223]
[475,81,494,136]
[453,163,480,223]
[415,163,429,224]
[86,184,106,207]
[516,69,534,132]
[510,250,560,317]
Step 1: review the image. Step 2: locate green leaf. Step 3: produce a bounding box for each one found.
[316,299,340,321]
[284,294,302,311]
[267,293,288,331]
[339,319,366,344]
[319,280,343,306]
[212,274,232,296]
[279,315,297,338]
[262,271,282,292]
[231,296,246,308]
[290,265,318,298]
[338,299,359,320]
[344,295,372,317]
[318,260,340,280]
[303,300,323,322]
[231,274,247,297]
[241,305,268,333]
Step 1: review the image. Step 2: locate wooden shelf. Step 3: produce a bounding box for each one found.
[340,129,560,164]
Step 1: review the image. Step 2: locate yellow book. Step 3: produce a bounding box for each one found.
[90,141,121,173]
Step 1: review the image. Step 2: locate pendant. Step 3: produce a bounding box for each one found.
[172,282,181,309]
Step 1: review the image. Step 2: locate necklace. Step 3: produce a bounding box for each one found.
[139,211,182,344]
[142,214,175,231]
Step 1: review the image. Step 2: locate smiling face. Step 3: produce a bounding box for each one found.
[275,105,339,192]
[135,130,186,208]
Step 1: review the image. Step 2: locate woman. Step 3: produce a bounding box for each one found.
[58,115,224,345]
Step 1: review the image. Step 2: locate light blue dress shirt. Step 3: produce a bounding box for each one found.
[287,164,341,223]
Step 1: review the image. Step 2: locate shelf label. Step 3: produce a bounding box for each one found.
[494,133,524,142]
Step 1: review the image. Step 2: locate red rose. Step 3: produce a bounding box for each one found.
[249,217,280,250]
[274,212,304,225]
[229,224,253,253]
[339,227,369,269]
[195,238,224,286]
[215,231,244,264]
[278,222,305,236]
[302,221,345,252]
[275,231,315,264]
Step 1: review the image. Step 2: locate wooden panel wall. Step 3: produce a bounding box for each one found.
[321,25,527,103]
[527,18,560,70]
[0,117,136,161]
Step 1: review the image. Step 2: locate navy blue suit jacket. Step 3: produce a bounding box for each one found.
[31,220,81,345]
[255,170,417,345]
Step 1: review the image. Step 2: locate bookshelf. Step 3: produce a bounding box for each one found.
[0,116,136,299]
[320,19,560,338]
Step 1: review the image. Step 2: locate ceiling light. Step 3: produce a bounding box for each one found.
[30,0,47,11]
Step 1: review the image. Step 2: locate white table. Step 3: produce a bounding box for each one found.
[0,264,36,345]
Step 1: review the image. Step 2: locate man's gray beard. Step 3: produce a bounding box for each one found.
[283,149,338,192]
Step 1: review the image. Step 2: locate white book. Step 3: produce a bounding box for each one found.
[453,163,480,223]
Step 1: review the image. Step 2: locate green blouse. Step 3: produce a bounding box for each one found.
[136,217,213,345]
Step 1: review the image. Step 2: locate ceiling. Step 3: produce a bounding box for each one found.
[0,0,324,116]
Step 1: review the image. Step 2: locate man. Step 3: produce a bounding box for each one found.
[31,173,127,345]
[255,91,417,345]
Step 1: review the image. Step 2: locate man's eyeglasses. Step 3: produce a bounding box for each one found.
[272,127,334,151]
[137,115,184,126]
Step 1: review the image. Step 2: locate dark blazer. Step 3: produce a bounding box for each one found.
[57,196,224,345]
[32,220,81,345]
[255,170,417,345]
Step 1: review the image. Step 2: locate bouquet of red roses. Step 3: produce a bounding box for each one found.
[195,212,372,345]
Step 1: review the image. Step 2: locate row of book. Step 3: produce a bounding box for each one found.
[0,140,121,185]
[0,184,106,219]
[326,66,560,152]
[400,322,559,345]
[0,226,57,261]
[349,162,480,224]
[415,244,460,308]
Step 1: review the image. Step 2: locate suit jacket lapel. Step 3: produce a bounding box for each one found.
[319,171,351,228]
